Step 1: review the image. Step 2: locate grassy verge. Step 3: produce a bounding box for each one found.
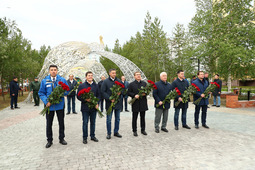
[0,91,29,111]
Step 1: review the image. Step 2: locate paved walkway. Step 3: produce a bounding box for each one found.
[0,97,255,170]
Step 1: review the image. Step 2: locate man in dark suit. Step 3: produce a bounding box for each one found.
[171,70,191,130]
[77,71,100,144]
[121,76,129,112]
[98,75,105,112]
[10,76,22,110]
[128,71,148,136]
[101,69,123,139]
[66,74,77,114]
[212,74,222,107]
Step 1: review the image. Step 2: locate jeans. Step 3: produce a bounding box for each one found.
[213,95,221,106]
[46,109,65,142]
[154,108,168,130]
[10,95,18,108]
[67,95,76,113]
[194,105,207,125]
[132,111,146,132]
[123,97,128,111]
[106,109,120,135]
[99,99,104,112]
[174,107,187,127]
[82,110,97,139]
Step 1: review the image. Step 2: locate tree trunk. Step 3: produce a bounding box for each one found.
[1,75,5,101]
[227,73,231,93]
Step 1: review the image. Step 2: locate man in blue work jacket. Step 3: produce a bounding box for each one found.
[38,65,69,148]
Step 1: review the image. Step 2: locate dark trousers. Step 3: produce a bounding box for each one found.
[99,99,104,112]
[174,107,187,127]
[46,109,65,142]
[132,111,146,132]
[67,95,76,113]
[10,95,18,108]
[33,91,40,105]
[123,97,128,111]
[194,105,207,125]
[82,110,97,139]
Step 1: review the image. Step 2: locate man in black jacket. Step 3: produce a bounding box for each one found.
[153,72,172,133]
[212,74,222,107]
[77,71,100,144]
[66,74,78,114]
[98,75,105,112]
[128,71,148,136]
[101,69,123,139]
[171,70,191,130]
[10,76,22,110]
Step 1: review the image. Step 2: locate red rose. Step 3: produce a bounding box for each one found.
[153,85,157,89]
[214,82,220,88]
[147,80,155,85]
[58,81,63,85]
[175,87,181,95]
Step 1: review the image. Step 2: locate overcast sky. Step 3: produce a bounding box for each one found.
[0,0,196,50]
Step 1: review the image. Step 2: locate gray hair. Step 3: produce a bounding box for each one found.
[160,72,167,77]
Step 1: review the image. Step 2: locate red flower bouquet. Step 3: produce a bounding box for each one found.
[40,81,70,116]
[78,87,104,118]
[129,80,157,105]
[156,87,181,109]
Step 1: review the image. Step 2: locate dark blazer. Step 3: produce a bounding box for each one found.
[67,79,77,96]
[101,77,123,110]
[212,79,222,96]
[121,81,129,99]
[10,80,21,96]
[171,78,189,109]
[193,78,209,105]
[77,81,100,112]
[153,80,172,109]
[128,80,148,112]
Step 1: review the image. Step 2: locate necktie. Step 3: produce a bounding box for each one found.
[53,77,55,84]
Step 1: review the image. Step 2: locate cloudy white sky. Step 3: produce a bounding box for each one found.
[0,0,196,50]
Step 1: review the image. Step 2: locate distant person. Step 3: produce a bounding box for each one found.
[121,76,129,112]
[191,75,197,84]
[10,76,22,110]
[66,74,77,114]
[204,72,210,83]
[212,74,222,107]
[98,76,106,112]
[30,77,40,106]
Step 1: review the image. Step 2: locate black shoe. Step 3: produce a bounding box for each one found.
[45,142,53,148]
[66,112,70,115]
[133,132,138,137]
[141,131,147,135]
[15,107,20,109]
[101,110,103,112]
[73,112,78,114]
[195,125,199,129]
[83,139,87,144]
[114,133,122,138]
[175,126,179,130]
[91,137,99,142]
[161,128,169,132]
[11,108,14,110]
[183,125,191,129]
[207,106,210,108]
[212,105,216,106]
[59,139,67,145]
[155,129,160,133]
[202,124,209,129]
[106,134,111,139]
[125,110,129,112]
[34,104,37,106]
[120,110,123,112]
[216,105,220,107]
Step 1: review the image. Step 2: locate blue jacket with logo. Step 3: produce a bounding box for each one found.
[38,74,69,111]
[193,78,209,106]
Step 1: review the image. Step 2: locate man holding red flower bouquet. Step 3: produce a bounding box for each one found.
[77,71,100,144]
[193,71,210,129]
[101,69,123,139]
[38,65,69,148]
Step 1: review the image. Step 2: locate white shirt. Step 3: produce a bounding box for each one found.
[70,79,73,84]
[51,76,56,82]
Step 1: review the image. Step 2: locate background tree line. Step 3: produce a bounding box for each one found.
[101,0,255,92]
[0,17,50,100]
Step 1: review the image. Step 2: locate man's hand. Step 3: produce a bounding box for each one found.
[142,93,146,96]
[201,94,205,98]
[117,92,121,95]
[31,91,33,94]
[12,94,15,96]
[46,102,51,107]
[135,95,139,99]
[111,99,115,103]
[178,97,182,102]
[218,92,221,94]
[95,104,99,109]
[158,101,163,105]
[86,99,91,102]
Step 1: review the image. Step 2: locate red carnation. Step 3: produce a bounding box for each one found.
[175,87,181,95]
